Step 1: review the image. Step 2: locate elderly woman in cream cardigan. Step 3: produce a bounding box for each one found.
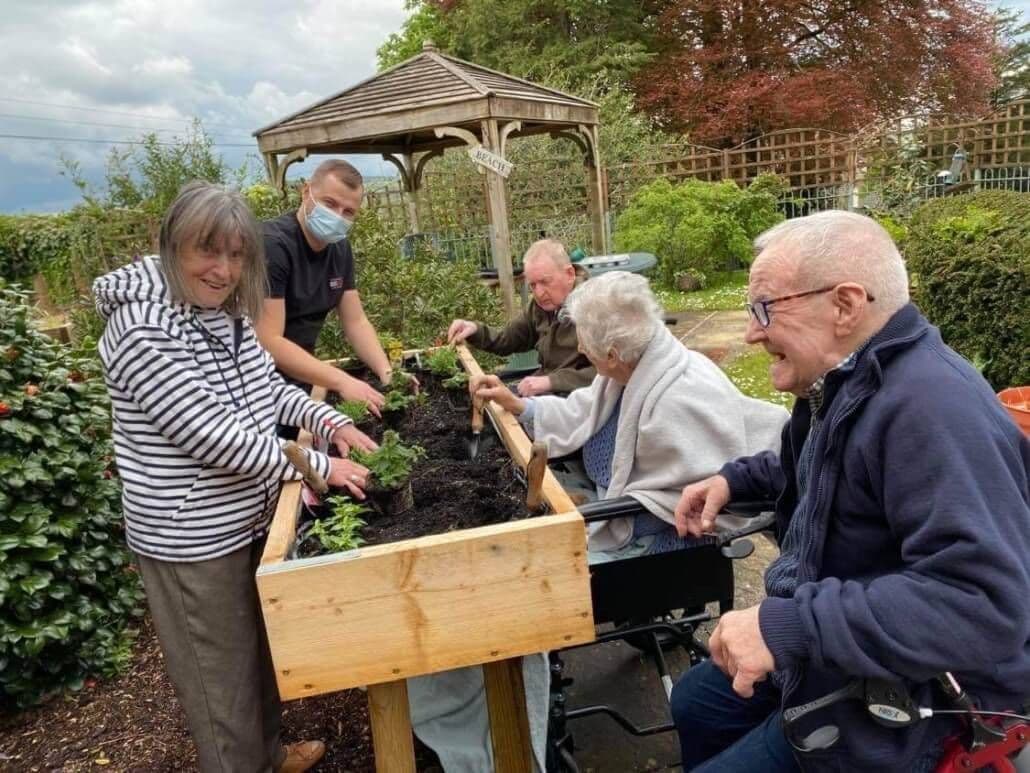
[410,272,787,773]
[473,269,788,560]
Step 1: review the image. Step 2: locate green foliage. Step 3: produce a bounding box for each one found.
[382,387,419,414]
[351,430,426,490]
[242,182,301,221]
[64,122,242,218]
[318,210,502,355]
[423,345,461,376]
[0,284,143,708]
[310,496,368,553]
[992,8,1030,105]
[377,0,658,92]
[860,138,937,220]
[614,176,786,286]
[442,371,469,390]
[653,270,748,313]
[335,399,370,424]
[905,191,1030,389]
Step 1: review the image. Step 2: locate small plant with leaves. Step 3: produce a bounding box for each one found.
[442,371,469,390]
[380,369,422,415]
[335,399,370,424]
[309,496,368,553]
[423,346,461,377]
[351,430,426,491]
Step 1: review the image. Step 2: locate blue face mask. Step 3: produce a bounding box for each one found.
[304,192,352,244]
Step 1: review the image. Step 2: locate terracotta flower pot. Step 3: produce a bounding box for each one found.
[997,387,1030,436]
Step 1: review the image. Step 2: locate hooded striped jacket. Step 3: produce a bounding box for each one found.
[94,256,349,562]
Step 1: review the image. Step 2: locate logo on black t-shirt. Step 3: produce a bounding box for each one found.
[329,277,344,290]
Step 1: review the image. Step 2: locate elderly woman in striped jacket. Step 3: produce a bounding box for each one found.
[93,181,373,773]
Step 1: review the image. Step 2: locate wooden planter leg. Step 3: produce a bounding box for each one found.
[367,680,416,773]
[483,658,533,773]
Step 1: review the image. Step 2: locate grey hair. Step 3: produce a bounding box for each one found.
[159,181,267,320]
[566,271,662,363]
[310,158,363,190]
[754,211,909,313]
[523,238,571,268]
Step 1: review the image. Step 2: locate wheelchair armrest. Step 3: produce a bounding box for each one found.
[577,495,776,550]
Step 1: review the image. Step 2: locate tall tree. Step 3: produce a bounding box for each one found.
[634,0,1002,146]
[991,6,1030,104]
[377,0,662,91]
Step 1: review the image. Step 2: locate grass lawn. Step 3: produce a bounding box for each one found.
[722,348,795,409]
[654,270,749,313]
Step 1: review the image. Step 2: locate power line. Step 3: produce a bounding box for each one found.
[0,111,252,140]
[0,96,249,131]
[0,132,254,148]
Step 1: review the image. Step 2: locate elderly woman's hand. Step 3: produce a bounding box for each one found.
[327,458,371,500]
[332,424,378,457]
[470,374,525,415]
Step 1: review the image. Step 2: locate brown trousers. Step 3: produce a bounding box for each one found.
[137,540,284,772]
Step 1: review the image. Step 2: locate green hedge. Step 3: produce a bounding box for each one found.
[0,284,143,708]
[613,175,787,287]
[905,191,1030,389]
[317,209,503,357]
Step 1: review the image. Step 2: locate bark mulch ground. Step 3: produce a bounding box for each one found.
[0,615,446,772]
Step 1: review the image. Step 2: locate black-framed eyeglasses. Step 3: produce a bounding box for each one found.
[746,285,875,328]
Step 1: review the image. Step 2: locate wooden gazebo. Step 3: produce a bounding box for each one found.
[253,42,607,318]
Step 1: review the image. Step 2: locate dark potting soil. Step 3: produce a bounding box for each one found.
[306,369,526,552]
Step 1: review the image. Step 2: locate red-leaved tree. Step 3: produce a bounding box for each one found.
[634,0,1001,146]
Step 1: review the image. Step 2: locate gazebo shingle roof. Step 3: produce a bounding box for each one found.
[254,46,598,154]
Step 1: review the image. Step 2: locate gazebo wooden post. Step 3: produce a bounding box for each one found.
[582,125,608,254]
[402,153,421,233]
[481,118,518,319]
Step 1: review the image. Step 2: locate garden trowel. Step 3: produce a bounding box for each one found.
[465,395,485,460]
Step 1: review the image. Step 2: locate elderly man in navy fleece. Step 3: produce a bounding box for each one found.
[671,210,1030,773]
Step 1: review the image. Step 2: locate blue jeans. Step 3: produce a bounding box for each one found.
[670,660,800,773]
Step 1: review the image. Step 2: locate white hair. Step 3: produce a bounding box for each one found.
[754,211,909,314]
[523,238,571,268]
[565,271,662,363]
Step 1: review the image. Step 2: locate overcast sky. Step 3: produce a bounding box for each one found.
[1,0,1026,214]
[0,0,408,213]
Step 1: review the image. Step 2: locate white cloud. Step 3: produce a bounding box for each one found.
[0,0,408,212]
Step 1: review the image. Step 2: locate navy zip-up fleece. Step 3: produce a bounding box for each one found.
[721,303,1030,771]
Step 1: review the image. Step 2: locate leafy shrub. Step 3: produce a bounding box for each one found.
[905,191,1029,389]
[310,496,368,553]
[0,284,143,708]
[243,183,300,221]
[351,430,426,490]
[316,210,503,357]
[613,175,785,286]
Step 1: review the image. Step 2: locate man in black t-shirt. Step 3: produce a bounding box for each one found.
[256,159,393,418]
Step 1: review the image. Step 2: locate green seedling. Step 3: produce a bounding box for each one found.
[310,496,369,553]
[351,430,426,490]
[423,346,462,377]
[335,399,370,423]
[442,371,469,390]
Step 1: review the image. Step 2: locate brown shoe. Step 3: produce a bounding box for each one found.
[277,740,325,773]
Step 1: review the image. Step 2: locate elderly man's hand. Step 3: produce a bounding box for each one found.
[471,374,524,415]
[674,474,730,538]
[516,375,551,397]
[332,424,378,457]
[708,606,775,698]
[447,319,478,344]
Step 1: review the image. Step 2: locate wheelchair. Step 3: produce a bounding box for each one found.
[545,495,777,773]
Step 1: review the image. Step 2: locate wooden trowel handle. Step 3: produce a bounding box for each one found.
[284,440,329,494]
[471,395,485,434]
[525,440,548,513]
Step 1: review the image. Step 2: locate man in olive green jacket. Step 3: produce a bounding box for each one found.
[447,239,595,395]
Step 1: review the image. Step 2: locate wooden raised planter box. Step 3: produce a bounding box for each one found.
[256,347,595,771]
